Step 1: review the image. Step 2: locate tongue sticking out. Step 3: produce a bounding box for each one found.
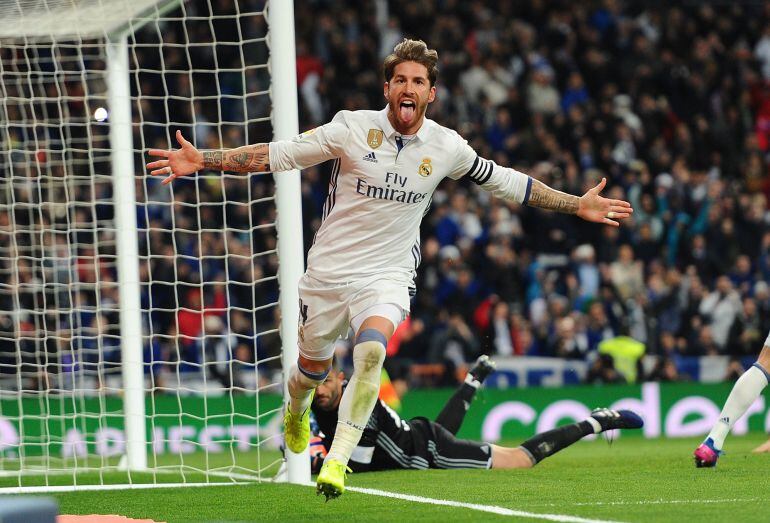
[399,103,416,122]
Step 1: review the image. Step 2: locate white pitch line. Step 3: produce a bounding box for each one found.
[344,485,625,523]
[0,469,268,494]
[0,482,252,495]
[549,498,765,507]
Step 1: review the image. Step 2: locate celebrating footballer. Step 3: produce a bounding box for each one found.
[147,38,633,499]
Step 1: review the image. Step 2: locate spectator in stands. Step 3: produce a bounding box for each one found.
[727,297,767,357]
[546,316,589,360]
[429,313,481,382]
[586,354,625,384]
[202,315,244,390]
[699,276,742,351]
[692,325,721,357]
[609,245,644,303]
[573,244,600,304]
[646,356,683,382]
[585,302,615,351]
[480,300,516,357]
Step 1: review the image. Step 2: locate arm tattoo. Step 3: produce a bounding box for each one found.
[527,180,579,214]
[231,152,252,167]
[202,151,223,169]
[221,143,271,173]
[248,144,270,172]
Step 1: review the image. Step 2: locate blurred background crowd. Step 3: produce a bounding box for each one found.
[293,0,770,387]
[4,0,770,392]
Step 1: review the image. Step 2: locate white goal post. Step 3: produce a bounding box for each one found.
[0,0,307,490]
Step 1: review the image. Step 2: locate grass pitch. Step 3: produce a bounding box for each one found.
[6,434,769,522]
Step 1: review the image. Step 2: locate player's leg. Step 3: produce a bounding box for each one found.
[494,408,644,469]
[489,447,535,469]
[325,314,392,463]
[695,341,770,467]
[416,412,643,471]
[752,437,770,453]
[416,419,493,470]
[284,277,348,454]
[317,305,401,499]
[435,355,496,435]
[284,354,332,453]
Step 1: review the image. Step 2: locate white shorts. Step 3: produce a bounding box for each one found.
[296,273,410,361]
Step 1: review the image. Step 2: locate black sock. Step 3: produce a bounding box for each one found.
[519,421,594,465]
[434,383,477,435]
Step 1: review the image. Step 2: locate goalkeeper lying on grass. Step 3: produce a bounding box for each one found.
[308,356,643,473]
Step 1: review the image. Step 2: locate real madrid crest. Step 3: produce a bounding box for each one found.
[367,129,384,149]
[418,157,432,177]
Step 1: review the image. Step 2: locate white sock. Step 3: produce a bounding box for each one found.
[707,364,769,450]
[287,364,325,415]
[325,340,386,465]
[586,417,602,434]
[464,373,481,389]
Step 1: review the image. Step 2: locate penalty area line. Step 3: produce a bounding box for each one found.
[341,485,626,523]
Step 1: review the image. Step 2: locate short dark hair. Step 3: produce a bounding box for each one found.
[382,38,439,86]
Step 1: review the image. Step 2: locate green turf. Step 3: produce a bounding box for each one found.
[4,434,769,522]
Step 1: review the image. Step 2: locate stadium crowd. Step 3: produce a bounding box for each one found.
[5,0,770,390]
[291,1,770,385]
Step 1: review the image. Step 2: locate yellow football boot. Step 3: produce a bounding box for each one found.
[316,459,350,501]
[283,391,314,454]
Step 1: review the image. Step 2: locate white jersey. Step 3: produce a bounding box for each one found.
[269,107,532,284]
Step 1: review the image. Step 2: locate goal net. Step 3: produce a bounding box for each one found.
[0,0,306,491]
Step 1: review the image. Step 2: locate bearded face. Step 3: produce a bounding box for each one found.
[384,61,436,135]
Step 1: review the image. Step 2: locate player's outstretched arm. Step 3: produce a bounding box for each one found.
[146,130,270,184]
[528,177,632,227]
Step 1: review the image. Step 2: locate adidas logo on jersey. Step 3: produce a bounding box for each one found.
[362,151,378,163]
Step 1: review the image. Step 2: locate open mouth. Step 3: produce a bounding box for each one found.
[399,99,416,121]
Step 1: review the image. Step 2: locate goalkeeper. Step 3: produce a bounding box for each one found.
[308,356,644,473]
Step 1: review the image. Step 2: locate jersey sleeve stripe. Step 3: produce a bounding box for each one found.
[330,159,340,209]
[411,244,420,270]
[321,159,334,219]
[422,195,433,217]
[464,156,480,179]
[468,159,493,186]
[523,176,533,205]
[476,160,493,185]
[468,160,485,181]
[321,158,341,221]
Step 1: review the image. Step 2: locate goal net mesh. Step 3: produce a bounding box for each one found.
[0,0,289,488]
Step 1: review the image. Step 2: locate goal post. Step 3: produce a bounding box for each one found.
[108,30,147,474]
[266,1,309,484]
[0,0,308,491]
